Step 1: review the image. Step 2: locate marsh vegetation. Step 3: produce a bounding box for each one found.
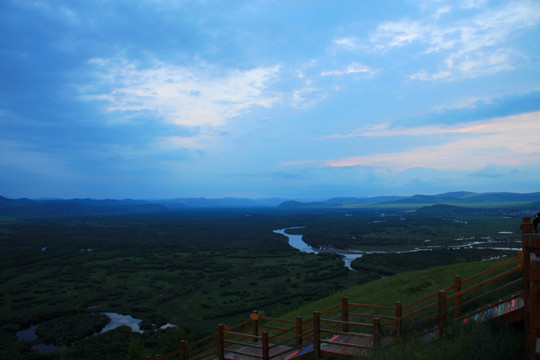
[0,208,522,359]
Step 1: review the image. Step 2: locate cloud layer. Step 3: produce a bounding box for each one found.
[1,0,539,198]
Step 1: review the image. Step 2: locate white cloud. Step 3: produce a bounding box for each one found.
[86,59,282,129]
[333,37,361,51]
[321,62,375,77]
[459,0,488,9]
[158,136,208,151]
[339,1,540,80]
[371,21,423,50]
[291,87,327,109]
[323,111,540,171]
[322,120,494,139]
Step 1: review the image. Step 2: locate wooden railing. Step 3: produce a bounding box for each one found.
[392,254,522,340]
[521,216,540,360]
[148,217,538,360]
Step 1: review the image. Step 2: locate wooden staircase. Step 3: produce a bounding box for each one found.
[147,217,540,360]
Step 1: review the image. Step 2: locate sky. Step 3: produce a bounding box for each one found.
[1,0,540,200]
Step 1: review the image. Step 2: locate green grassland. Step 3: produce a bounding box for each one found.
[278,258,525,360]
[279,257,517,320]
[0,208,527,359]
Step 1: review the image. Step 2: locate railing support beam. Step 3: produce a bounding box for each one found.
[342,296,349,332]
[296,316,303,347]
[251,310,259,342]
[313,311,321,360]
[373,317,380,348]
[180,340,188,360]
[217,324,225,360]
[438,290,447,337]
[395,301,402,337]
[454,275,462,319]
[262,331,269,360]
[522,216,540,360]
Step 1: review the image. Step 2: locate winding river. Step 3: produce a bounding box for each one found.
[273,228,380,270]
[273,227,520,271]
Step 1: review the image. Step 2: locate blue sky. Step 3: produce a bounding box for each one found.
[1,0,539,200]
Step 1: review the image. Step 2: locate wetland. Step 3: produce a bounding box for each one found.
[0,207,524,359]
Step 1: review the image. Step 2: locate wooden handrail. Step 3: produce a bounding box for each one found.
[320,318,373,328]
[320,328,374,338]
[225,331,260,340]
[448,277,523,306]
[402,291,439,311]
[227,318,253,331]
[321,338,373,350]
[350,303,395,311]
[401,255,519,312]
[319,303,342,316]
[446,266,521,301]
[456,290,524,321]
[460,255,519,286]
[350,311,395,320]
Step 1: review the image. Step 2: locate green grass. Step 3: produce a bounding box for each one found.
[279,257,516,320]
[273,257,525,360]
[364,320,524,360]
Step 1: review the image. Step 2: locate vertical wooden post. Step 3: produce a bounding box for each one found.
[522,216,540,359]
[395,301,402,337]
[438,290,447,336]
[217,324,225,360]
[180,340,188,360]
[313,311,321,360]
[373,318,380,348]
[251,310,259,343]
[296,316,303,347]
[262,331,269,360]
[530,255,540,360]
[454,275,462,319]
[342,296,349,332]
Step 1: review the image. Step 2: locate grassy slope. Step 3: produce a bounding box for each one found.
[279,257,515,320]
[275,256,525,359]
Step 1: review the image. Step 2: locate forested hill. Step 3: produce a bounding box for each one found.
[1,191,539,217]
[278,191,540,210]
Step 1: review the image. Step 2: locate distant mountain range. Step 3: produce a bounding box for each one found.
[0,191,539,217]
[278,191,540,209]
[0,196,286,217]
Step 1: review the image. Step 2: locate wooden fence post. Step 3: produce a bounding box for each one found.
[454,275,462,319]
[217,324,225,360]
[180,340,188,360]
[522,216,540,359]
[438,290,447,337]
[530,254,540,360]
[313,311,321,360]
[373,318,380,348]
[296,316,303,347]
[262,331,269,360]
[395,301,402,337]
[342,296,349,332]
[251,310,259,343]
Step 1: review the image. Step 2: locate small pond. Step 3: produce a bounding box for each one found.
[16,312,148,354]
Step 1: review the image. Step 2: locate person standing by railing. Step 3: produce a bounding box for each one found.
[533,213,540,233]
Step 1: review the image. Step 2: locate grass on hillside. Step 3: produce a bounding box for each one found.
[280,257,517,320]
[274,256,525,359]
[364,319,524,360]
